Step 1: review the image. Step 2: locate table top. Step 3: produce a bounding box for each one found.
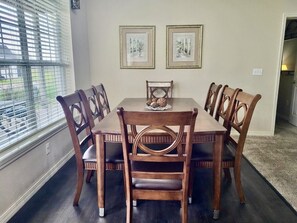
[92,98,226,135]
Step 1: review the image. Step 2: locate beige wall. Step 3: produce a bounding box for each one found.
[70,0,91,90]
[85,0,284,135]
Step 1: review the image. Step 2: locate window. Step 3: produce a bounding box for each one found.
[0,0,73,151]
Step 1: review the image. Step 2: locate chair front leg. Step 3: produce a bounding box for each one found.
[234,164,245,203]
[86,170,94,183]
[73,165,84,206]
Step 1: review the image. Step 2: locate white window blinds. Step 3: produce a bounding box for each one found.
[0,0,73,151]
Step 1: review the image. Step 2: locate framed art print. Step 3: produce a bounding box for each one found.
[120,26,155,69]
[166,25,203,69]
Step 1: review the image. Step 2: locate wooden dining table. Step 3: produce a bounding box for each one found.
[92,98,226,219]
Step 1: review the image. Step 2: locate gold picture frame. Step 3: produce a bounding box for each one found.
[120,26,155,69]
[166,25,203,69]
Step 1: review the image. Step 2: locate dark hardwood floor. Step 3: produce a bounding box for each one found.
[9,156,297,223]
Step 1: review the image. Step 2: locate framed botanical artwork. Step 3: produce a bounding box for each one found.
[71,0,80,9]
[166,25,203,69]
[120,26,155,69]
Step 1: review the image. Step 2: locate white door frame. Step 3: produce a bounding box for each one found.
[273,13,297,132]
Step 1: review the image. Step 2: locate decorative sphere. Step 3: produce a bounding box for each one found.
[157,98,167,107]
[146,99,152,106]
[150,101,159,108]
[151,98,158,103]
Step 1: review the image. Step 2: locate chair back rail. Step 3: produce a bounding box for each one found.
[227,91,262,156]
[93,84,111,117]
[215,85,242,137]
[146,80,173,99]
[79,88,103,124]
[204,82,222,116]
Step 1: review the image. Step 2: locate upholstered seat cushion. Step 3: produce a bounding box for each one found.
[131,161,183,190]
[191,142,234,161]
[132,178,182,190]
[82,143,123,163]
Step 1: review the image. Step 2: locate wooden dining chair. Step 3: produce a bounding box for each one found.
[57,91,124,206]
[146,80,173,99]
[56,91,97,206]
[191,90,261,203]
[78,88,103,125]
[189,85,241,202]
[92,83,111,117]
[204,82,222,116]
[117,107,198,223]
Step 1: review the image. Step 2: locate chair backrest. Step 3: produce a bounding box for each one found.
[117,107,198,201]
[146,80,173,99]
[215,85,242,129]
[226,91,261,156]
[204,82,222,116]
[56,91,94,165]
[92,84,111,117]
[78,88,103,124]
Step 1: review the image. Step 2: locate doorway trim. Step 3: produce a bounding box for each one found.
[273,13,297,134]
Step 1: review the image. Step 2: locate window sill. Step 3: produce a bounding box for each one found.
[0,120,67,170]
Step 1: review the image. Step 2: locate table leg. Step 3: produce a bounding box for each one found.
[96,134,105,217]
[212,134,223,219]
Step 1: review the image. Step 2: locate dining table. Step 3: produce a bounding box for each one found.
[91,98,226,219]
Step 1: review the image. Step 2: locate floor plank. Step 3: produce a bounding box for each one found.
[8,157,297,223]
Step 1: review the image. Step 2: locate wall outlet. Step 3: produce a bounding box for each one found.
[45,142,50,155]
[252,68,263,75]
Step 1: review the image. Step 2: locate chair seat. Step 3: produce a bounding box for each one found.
[191,142,234,162]
[133,178,182,190]
[131,161,183,190]
[82,143,123,163]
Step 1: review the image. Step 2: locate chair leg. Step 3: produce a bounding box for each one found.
[188,166,194,204]
[73,166,84,206]
[86,170,94,183]
[234,166,245,203]
[126,197,132,223]
[223,168,232,180]
[181,198,188,223]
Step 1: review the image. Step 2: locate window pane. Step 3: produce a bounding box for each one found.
[0,0,72,151]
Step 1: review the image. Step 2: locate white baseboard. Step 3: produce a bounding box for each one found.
[247,130,274,136]
[0,150,74,223]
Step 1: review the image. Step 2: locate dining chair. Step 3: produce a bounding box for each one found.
[78,88,103,125]
[56,91,97,206]
[146,80,173,99]
[117,107,198,223]
[92,83,111,117]
[204,82,222,116]
[56,91,123,206]
[188,85,241,203]
[190,90,261,203]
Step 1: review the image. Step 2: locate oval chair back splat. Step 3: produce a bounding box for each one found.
[146,80,173,99]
